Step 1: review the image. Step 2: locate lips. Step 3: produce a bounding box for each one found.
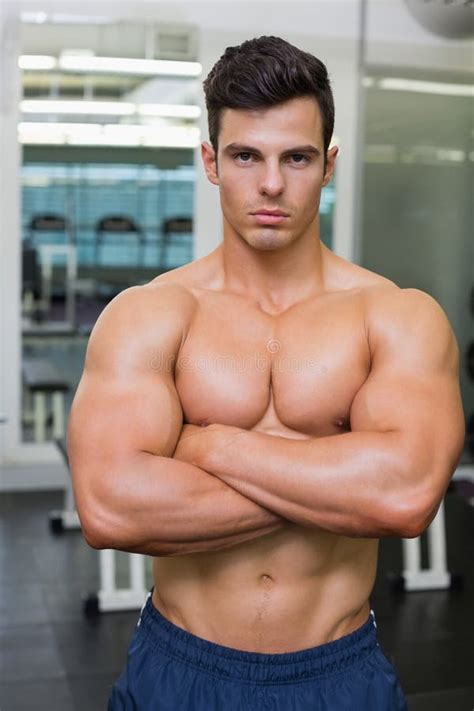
[252,210,289,225]
[252,209,289,217]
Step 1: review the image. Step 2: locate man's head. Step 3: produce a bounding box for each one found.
[201,36,338,252]
[203,36,335,173]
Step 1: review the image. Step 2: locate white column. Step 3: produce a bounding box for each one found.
[192,28,225,261]
[331,0,367,264]
[0,3,21,469]
[330,49,363,263]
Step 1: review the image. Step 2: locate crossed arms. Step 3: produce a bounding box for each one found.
[68,283,465,555]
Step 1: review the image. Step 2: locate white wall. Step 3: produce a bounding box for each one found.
[0,6,22,475]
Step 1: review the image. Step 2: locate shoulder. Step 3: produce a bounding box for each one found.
[325,247,397,292]
[363,283,450,324]
[87,281,197,367]
[97,280,197,325]
[150,251,217,292]
[362,285,459,369]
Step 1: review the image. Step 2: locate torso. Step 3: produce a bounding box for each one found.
[148,244,397,652]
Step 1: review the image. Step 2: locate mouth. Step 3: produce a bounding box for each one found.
[251,209,289,225]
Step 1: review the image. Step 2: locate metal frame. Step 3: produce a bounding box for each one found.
[38,244,77,331]
[97,550,148,612]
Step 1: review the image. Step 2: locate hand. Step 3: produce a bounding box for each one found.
[172,423,220,467]
[173,422,244,468]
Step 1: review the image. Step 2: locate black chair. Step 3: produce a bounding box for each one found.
[28,213,73,244]
[94,215,145,268]
[159,216,193,269]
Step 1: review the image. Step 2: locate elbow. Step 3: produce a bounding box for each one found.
[78,507,112,549]
[72,470,132,550]
[74,486,121,549]
[395,514,427,540]
[82,526,108,550]
[81,516,135,550]
[392,489,441,539]
[78,501,157,553]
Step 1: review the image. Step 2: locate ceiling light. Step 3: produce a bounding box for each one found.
[19,55,57,70]
[138,104,201,119]
[58,55,202,77]
[20,12,48,24]
[20,100,201,120]
[378,78,473,97]
[18,122,200,148]
[20,100,135,116]
[20,12,111,25]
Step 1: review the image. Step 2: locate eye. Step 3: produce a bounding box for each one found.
[289,154,309,164]
[234,152,254,163]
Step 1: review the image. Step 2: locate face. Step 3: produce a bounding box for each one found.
[201,96,338,251]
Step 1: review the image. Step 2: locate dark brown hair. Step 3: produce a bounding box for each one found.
[203,36,335,170]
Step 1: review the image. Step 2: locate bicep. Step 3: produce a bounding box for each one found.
[67,284,187,516]
[350,288,465,502]
[69,367,183,469]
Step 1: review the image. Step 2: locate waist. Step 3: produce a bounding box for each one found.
[138,590,379,684]
[152,549,377,651]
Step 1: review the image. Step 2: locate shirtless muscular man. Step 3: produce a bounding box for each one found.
[68,36,465,711]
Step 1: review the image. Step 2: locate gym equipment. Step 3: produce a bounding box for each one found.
[22,358,70,443]
[40,244,77,330]
[83,551,148,618]
[22,243,78,335]
[94,215,145,297]
[159,216,193,270]
[28,213,74,245]
[388,497,464,592]
[21,243,42,321]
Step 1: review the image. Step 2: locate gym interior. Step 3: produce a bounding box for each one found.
[0,1,473,710]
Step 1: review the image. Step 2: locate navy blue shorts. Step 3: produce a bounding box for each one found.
[108,589,408,710]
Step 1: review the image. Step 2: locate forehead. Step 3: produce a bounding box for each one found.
[218,96,323,150]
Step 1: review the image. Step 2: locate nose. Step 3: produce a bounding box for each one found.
[258,160,285,198]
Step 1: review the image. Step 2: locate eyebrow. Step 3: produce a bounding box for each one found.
[223,142,321,158]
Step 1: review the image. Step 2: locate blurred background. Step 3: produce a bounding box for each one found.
[0,1,473,710]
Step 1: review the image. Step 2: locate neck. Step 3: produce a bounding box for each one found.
[215,220,330,314]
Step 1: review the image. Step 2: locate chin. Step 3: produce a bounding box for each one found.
[246,229,293,251]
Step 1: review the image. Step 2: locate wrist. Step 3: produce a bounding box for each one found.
[202,423,244,472]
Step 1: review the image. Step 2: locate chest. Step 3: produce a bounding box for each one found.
[175,291,371,437]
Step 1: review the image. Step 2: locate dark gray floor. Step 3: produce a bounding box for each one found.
[0,486,473,711]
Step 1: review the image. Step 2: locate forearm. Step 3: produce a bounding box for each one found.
[202,428,422,538]
[86,450,287,555]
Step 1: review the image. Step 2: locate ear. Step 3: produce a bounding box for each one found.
[201,141,219,185]
[322,145,339,187]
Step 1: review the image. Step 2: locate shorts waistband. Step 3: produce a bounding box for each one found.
[137,589,379,684]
